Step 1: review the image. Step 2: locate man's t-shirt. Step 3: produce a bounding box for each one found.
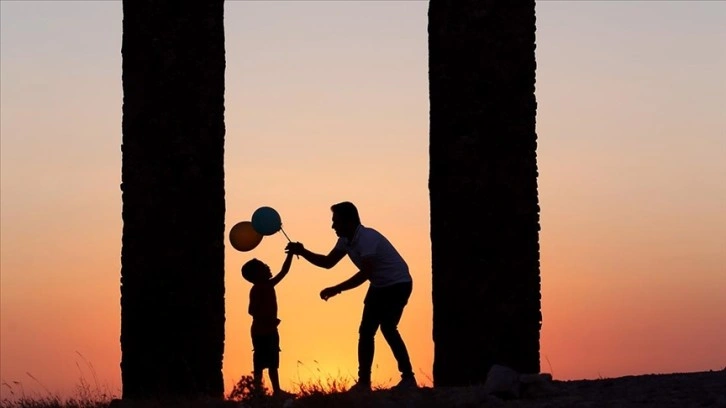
[335,225,412,288]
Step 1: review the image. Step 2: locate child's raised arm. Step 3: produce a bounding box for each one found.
[270,250,294,286]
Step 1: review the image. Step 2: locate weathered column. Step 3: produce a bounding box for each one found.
[429,0,541,386]
[120,0,226,398]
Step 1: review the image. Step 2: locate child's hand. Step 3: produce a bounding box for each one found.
[285,242,304,255]
[320,287,341,301]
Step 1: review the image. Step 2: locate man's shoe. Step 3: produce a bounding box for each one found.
[392,376,418,390]
[347,381,372,393]
[273,389,296,399]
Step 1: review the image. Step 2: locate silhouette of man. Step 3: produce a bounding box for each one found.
[286,201,417,391]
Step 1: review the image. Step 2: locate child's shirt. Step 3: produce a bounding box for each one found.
[249,282,280,335]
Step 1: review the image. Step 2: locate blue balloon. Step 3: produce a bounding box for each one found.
[251,206,282,236]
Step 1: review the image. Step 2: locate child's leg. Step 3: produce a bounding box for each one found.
[269,368,281,393]
[269,332,284,394]
[253,369,264,393]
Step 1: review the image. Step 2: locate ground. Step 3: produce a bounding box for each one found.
[290,369,726,408]
[104,369,726,408]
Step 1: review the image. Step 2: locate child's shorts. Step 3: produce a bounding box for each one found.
[252,331,280,370]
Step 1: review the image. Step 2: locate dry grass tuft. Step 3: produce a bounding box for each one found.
[1,379,114,408]
[1,354,117,408]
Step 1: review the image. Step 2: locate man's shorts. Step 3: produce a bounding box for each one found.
[252,331,280,371]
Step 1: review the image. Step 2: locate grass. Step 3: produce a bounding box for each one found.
[1,353,118,408]
[2,371,443,408]
[1,374,405,408]
[1,378,115,408]
[0,367,379,408]
[1,361,503,408]
[0,374,503,408]
[4,361,723,408]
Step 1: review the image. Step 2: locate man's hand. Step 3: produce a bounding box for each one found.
[285,242,304,255]
[320,287,341,301]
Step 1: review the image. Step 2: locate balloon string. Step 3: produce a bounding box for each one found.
[280,227,299,258]
[280,227,292,242]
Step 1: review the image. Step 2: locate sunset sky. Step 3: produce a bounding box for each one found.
[1,0,724,399]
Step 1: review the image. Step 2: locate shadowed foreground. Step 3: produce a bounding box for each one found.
[5,370,723,408]
[256,370,726,408]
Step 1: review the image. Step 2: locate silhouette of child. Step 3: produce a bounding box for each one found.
[241,250,295,397]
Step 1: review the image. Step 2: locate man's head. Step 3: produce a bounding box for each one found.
[331,201,361,239]
[241,258,272,284]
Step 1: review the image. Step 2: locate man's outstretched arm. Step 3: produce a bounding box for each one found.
[320,270,371,300]
[320,257,374,300]
[287,242,345,269]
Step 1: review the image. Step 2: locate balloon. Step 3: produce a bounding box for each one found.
[229,221,263,252]
[251,206,282,236]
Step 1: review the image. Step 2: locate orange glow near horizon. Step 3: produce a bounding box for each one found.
[1,1,725,400]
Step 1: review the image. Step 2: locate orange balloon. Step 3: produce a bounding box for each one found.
[229,221,263,252]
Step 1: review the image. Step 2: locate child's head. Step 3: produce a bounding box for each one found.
[241,258,272,284]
